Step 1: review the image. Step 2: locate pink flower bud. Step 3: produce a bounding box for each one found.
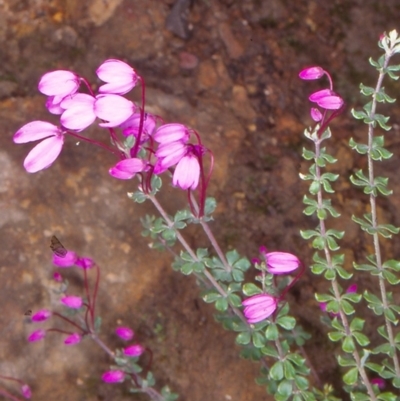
[310,107,323,122]
[123,344,145,357]
[115,327,134,341]
[53,272,63,282]
[101,370,125,383]
[346,284,358,293]
[265,252,300,274]
[242,294,277,324]
[61,295,82,309]
[371,377,385,389]
[21,384,32,399]
[64,333,81,345]
[32,309,52,322]
[28,329,46,342]
[299,66,325,80]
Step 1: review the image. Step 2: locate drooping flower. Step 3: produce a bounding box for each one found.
[153,123,189,144]
[172,152,200,190]
[60,93,96,131]
[13,121,64,173]
[64,333,81,345]
[109,158,146,180]
[154,141,188,174]
[75,257,94,269]
[242,294,277,324]
[299,66,325,80]
[120,113,156,143]
[264,251,300,275]
[28,329,46,342]
[97,59,138,95]
[53,251,78,267]
[21,384,32,399]
[38,70,80,103]
[123,344,145,357]
[310,107,323,122]
[309,89,343,110]
[115,326,134,341]
[94,94,135,127]
[32,309,52,322]
[61,295,83,309]
[101,370,125,383]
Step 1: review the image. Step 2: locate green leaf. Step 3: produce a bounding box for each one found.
[180,262,193,275]
[265,324,279,341]
[350,317,365,332]
[343,367,358,385]
[342,336,356,353]
[277,379,292,397]
[215,297,228,311]
[242,283,263,296]
[350,392,370,401]
[283,360,296,380]
[236,331,251,345]
[353,332,370,347]
[252,331,266,348]
[328,331,344,342]
[269,361,284,380]
[204,197,217,216]
[377,393,397,401]
[277,316,296,330]
[202,289,221,303]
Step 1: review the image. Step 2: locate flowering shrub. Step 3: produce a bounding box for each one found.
[8,30,400,401]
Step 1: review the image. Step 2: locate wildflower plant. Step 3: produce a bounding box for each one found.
[10,29,400,401]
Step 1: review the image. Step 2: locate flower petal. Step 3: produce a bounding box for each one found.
[60,94,96,131]
[23,135,64,173]
[38,70,80,100]
[94,95,135,127]
[153,123,189,144]
[97,59,138,95]
[109,158,145,180]
[13,121,60,144]
[172,154,200,190]
[299,66,324,80]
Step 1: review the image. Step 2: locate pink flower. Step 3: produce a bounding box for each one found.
[46,96,65,115]
[13,121,64,173]
[371,377,385,389]
[154,141,188,173]
[97,59,138,95]
[310,107,322,122]
[264,252,300,274]
[38,70,80,103]
[21,384,32,399]
[94,94,135,127]
[109,158,146,180]
[242,294,277,324]
[61,295,83,309]
[172,153,200,190]
[64,333,81,345]
[299,66,325,80]
[60,93,96,131]
[120,113,156,143]
[101,370,125,383]
[28,329,46,342]
[32,309,52,322]
[75,257,94,269]
[53,251,78,267]
[115,326,134,341]
[153,123,189,144]
[123,344,145,357]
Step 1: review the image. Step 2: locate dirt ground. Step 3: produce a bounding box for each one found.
[2,0,400,400]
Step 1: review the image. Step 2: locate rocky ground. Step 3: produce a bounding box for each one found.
[1,0,400,400]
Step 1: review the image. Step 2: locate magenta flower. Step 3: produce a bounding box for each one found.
[109,158,146,180]
[94,94,135,127]
[153,123,189,144]
[38,70,80,103]
[64,333,81,345]
[21,384,32,399]
[60,93,96,131]
[28,329,46,342]
[32,309,52,322]
[53,251,78,267]
[299,66,325,80]
[309,89,343,110]
[371,377,385,389]
[101,370,125,383]
[13,121,64,173]
[46,96,65,115]
[61,295,83,309]
[53,272,63,282]
[264,252,300,274]
[115,326,134,341]
[242,294,277,324]
[123,344,145,357]
[75,257,94,269]
[172,153,200,190]
[97,59,138,95]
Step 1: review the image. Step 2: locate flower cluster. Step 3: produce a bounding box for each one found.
[299,66,344,136]
[242,249,303,324]
[13,60,212,204]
